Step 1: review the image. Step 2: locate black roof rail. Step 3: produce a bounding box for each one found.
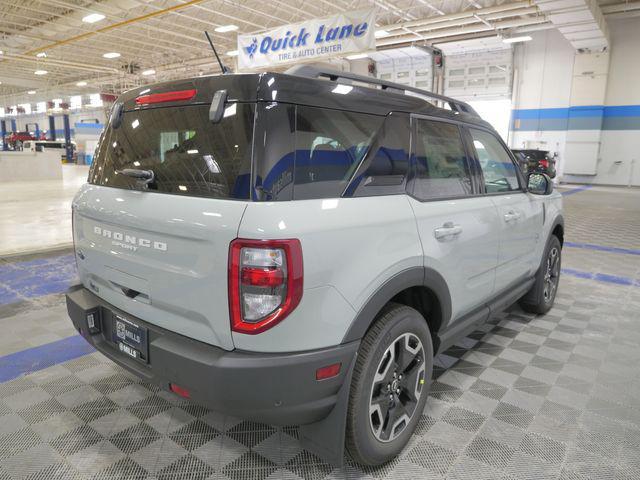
[284,64,479,117]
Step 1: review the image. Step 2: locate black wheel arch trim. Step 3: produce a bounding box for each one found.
[341,266,452,344]
[550,214,564,243]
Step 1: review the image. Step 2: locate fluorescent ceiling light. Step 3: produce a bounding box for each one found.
[502,35,532,44]
[82,13,105,23]
[142,69,156,76]
[226,50,239,56]
[346,53,369,60]
[103,52,121,59]
[215,24,238,33]
[27,90,36,95]
[375,29,390,38]
[76,81,87,86]
[34,70,48,75]
[36,52,47,58]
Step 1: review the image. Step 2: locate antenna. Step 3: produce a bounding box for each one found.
[204,31,231,74]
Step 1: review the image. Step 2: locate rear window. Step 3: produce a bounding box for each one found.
[90,103,254,199]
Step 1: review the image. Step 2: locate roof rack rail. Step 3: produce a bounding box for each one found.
[285,65,479,117]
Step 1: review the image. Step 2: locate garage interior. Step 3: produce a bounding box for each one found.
[1,0,639,479]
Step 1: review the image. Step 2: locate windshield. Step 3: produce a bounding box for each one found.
[89,103,254,200]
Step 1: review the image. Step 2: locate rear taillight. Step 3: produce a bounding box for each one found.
[539,159,549,169]
[229,239,303,334]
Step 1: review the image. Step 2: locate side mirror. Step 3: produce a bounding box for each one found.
[527,172,553,195]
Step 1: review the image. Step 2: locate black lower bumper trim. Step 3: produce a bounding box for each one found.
[66,285,359,425]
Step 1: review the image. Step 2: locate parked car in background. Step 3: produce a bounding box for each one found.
[512,149,557,178]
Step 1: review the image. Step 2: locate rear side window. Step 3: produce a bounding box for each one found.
[347,113,410,197]
[293,106,384,200]
[410,119,473,200]
[469,128,520,193]
[254,104,384,200]
[90,103,254,199]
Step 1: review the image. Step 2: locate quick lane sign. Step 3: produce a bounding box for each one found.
[238,9,376,70]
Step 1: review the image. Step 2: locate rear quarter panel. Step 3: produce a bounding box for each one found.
[234,195,423,352]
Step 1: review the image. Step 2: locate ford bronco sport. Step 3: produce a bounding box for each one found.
[66,66,563,466]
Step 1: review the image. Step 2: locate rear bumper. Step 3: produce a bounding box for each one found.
[65,285,358,425]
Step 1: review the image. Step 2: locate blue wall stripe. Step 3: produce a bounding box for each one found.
[0,335,94,383]
[564,241,640,256]
[511,104,640,131]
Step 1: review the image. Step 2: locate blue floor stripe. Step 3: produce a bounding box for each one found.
[0,335,94,383]
[0,266,636,384]
[0,253,77,306]
[561,185,593,196]
[562,267,640,287]
[564,241,640,256]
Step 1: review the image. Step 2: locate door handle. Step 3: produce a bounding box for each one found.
[504,211,521,222]
[434,222,463,240]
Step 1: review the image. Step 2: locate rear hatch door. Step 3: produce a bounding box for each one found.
[73,93,255,350]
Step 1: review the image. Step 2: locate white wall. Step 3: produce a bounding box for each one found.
[509,29,574,169]
[510,18,640,186]
[596,18,640,187]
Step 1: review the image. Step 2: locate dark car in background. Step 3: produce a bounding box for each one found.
[512,149,557,178]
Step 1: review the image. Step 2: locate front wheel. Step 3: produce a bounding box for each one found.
[520,235,562,314]
[346,303,433,466]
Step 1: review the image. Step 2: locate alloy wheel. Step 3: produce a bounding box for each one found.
[369,333,426,442]
[543,246,560,303]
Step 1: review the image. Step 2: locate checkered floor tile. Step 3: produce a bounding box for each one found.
[1,186,639,479]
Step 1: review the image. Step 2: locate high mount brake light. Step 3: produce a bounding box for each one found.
[135,89,197,105]
[229,239,303,335]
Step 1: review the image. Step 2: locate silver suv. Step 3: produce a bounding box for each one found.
[66,67,563,466]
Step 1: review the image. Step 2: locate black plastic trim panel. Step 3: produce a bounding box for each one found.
[66,285,358,426]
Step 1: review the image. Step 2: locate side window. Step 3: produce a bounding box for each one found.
[253,103,295,201]
[293,106,383,200]
[347,113,411,197]
[411,119,473,200]
[469,128,520,193]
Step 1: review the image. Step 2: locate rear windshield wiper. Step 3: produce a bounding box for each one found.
[116,168,155,185]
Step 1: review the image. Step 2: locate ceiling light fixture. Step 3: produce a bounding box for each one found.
[36,52,47,58]
[226,50,239,56]
[76,81,87,86]
[142,69,156,76]
[375,30,390,38]
[34,70,48,75]
[28,90,36,95]
[215,24,238,33]
[502,35,532,44]
[82,13,105,23]
[103,52,121,59]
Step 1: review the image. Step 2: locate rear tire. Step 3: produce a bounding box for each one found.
[345,303,433,466]
[519,235,562,314]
